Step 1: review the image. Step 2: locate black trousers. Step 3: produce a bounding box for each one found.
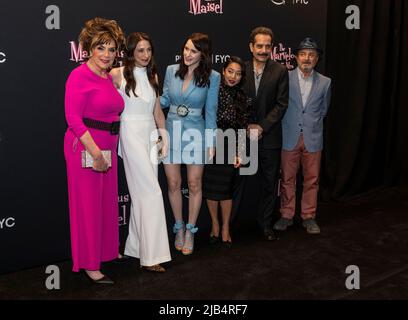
[257,147,281,231]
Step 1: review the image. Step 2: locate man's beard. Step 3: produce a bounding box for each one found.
[302,64,313,72]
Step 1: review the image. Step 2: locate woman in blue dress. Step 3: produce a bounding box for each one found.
[160,33,220,255]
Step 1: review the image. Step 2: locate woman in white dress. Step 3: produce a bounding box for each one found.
[110,32,171,272]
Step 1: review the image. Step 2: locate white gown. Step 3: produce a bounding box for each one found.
[118,66,171,266]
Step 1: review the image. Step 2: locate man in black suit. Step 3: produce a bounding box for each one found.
[243,26,289,241]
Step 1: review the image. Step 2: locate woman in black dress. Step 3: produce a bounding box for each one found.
[202,56,251,245]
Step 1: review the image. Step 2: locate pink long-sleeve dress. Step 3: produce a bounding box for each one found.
[64,63,124,272]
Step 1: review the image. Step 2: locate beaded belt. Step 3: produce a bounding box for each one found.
[83,118,120,135]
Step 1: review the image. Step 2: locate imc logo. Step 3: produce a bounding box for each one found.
[0,217,15,229]
[270,0,309,5]
[189,0,224,15]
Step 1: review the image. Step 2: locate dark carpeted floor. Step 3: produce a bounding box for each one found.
[1,187,408,300]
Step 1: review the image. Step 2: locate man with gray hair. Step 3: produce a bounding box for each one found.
[273,37,331,234]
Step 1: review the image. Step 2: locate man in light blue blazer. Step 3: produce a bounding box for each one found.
[273,38,331,234]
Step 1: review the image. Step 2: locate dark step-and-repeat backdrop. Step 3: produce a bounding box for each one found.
[0,0,327,274]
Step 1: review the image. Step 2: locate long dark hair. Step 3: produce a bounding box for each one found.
[123,32,159,97]
[175,33,212,87]
[222,56,248,118]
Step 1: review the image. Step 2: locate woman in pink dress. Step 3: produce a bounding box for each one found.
[64,17,124,284]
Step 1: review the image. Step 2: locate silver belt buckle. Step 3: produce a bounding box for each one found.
[177,104,189,117]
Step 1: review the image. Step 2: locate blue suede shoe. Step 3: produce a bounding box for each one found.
[182,224,198,255]
[173,221,185,251]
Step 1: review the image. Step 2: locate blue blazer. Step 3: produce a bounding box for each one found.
[282,68,331,152]
[160,64,220,154]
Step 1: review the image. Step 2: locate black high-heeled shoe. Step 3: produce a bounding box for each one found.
[209,234,220,244]
[83,271,114,284]
[221,239,232,249]
[113,254,131,264]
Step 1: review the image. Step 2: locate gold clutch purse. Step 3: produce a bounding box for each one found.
[81,150,112,168]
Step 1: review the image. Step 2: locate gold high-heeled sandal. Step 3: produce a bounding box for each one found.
[141,264,166,273]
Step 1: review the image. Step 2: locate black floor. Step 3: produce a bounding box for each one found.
[1,187,408,300]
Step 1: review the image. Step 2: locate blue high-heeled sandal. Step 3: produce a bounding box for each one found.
[173,220,185,251]
[182,224,198,255]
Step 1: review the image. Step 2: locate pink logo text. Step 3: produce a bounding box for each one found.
[189,0,224,15]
